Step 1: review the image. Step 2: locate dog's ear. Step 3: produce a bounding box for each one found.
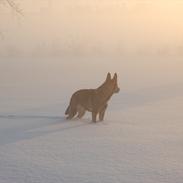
[106,72,111,81]
[113,73,117,80]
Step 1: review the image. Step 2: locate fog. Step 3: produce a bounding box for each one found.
[0,0,183,113]
[1,0,183,56]
[1,3,183,182]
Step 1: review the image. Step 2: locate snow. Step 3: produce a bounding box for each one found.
[0,57,183,183]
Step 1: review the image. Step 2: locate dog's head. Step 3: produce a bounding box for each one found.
[106,72,120,93]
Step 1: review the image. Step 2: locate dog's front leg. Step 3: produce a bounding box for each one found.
[99,104,108,121]
[92,112,97,122]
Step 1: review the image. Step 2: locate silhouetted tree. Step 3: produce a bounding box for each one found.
[4,0,22,15]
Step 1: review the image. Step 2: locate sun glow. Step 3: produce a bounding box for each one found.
[0,0,183,56]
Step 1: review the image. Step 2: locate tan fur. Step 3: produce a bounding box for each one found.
[65,73,120,122]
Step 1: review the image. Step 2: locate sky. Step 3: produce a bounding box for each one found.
[0,0,183,111]
[0,0,183,57]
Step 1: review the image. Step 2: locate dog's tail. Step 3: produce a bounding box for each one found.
[65,105,70,115]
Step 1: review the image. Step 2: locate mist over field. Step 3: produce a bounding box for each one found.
[1,0,183,56]
[1,0,183,105]
[0,1,183,183]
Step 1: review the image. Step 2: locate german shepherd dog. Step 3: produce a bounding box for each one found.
[65,73,120,122]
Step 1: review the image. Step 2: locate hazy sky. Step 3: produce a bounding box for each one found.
[0,1,183,105]
[0,0,183,56]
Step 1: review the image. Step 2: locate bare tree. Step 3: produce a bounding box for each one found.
[4,0,23,15]
[0,0,23,38]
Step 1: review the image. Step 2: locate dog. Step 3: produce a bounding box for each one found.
[65,73,120,122]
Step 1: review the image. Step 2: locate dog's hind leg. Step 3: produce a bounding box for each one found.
[77,105,86,119]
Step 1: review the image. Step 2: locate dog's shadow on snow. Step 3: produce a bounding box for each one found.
[0,115,91,146]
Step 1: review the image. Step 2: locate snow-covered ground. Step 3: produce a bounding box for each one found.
[0,57,183,183]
